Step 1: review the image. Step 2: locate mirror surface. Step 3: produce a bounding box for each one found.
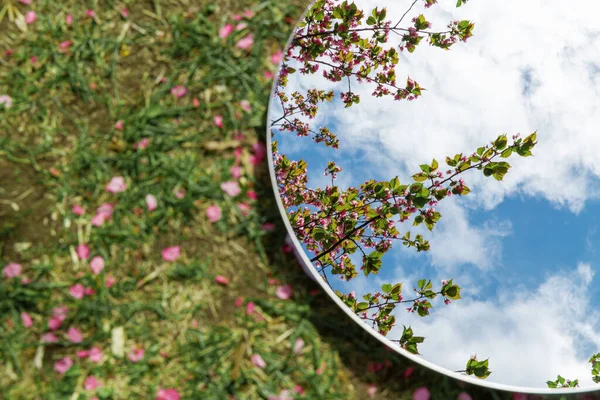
[268,0,600,390]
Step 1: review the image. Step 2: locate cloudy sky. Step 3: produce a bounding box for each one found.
[270,0,600,389]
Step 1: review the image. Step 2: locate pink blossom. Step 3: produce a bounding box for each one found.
[21,312,33,328]
[237,202,251,216]
[232,14,242,21]
[115,120,124,130]
[206,205,222,223]
[77,350,90,358]
[261,222,275,231]
[512,395,528,400]
[48,317,63,330]
[121,8,129,18]
[105,275,116,288]
[128,347,145,362]
[235,297,243,307]
[84,287,96,295]
[173,187,186,199]
[42,332,58,343]
[275,284,293,300]
[156,388,180,400]
[54,357,73,374]
[230,165,242,180]
[134,138,150,150]
[271,50,284,65]
[294,338,304,354]
[403,367,415,379]
[25,11,37,25]
[214,115,223,128]
[69,284,85,299]
[247,190,258,200]
[192,97,200,108]
[219,24,234,39]
[106,176,127,193]
[145,194,158,211]
[84,376,103,391]
[72,204,84,215]
[91,213,106,226]
[413,387,430,400]
[251,354,266,369]
[65,14,73,25]
[235,23,248,31]
[215,275,229,285]
[251,143,266,165]
[268,390,293,400]
[0,95,13,109]
[3,263,21,278]
[85,10,96,18]
[243,9,255,18]
[246,301,255,314]
[18,0,32,4]
[236,34,254,50]
[457,393,473,400]
[53,306,68,320]
[264,71,274,80]
[59,41,73,51]
[171,85,187,99]
[294,385,305,395]
[162,246,181,262]
[90,256,104,275]
[89,347,103,362]
[240,101,251,113]
[67,327,83,343]
[76,244,90,260]
[367,385,377,399]
[30,56,37,64]
[221,181,241,197]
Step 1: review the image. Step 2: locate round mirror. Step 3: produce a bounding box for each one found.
[268,0,600,393]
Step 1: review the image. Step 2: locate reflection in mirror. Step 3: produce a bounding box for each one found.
[268,0,600,390]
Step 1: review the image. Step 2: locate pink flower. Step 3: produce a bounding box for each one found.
[230,165,242,180]
[219,24,234,39]
[69,284,85,299]
[206,205,222,223]
[237,202,251,216]
[48,316,62,330]
[91,213,106,226]
[30,56,37,64]
[457,393,473,400]
[18,0,32,4]
[105,275,116,288]
[243,9,255,18]
[413,387,430,400]
[89,347,103,363]
[251,143,266,165]
[214,115,223,128]
[134,138,150,150]
[293,338,304,354]
[247,190,258,200]
[367,384,377,399]
[294,385,305,395]
[246,302,255,315]
[173,187,186,199]
[232,14,242,21]
[21,312,33,328]
[145,194,158,211]
[0,95,13,109]
[65,14,73,25]
[67,327,83,343]
[76,244,90,260]
[54,357,73,374]
[268,390,292,400]
[84,376,102,391]
[90,256,104,275]
[221,181,241,197]
[403,367,415,379]
[156,388,180,400]
[115,120,124,130]
[121,8,129,18]
[264,71,274,80]
[85,10,96,18]
[275,284,293,300]
[25,11,37,25]
[512,395,528,400]
[106,176,126,193]
[261,222,275,231]
[53,306,68,321]
[235,23,248,31]
[72,204,85,215]
[251,354,266,369]
[3,262,21,278]
[162,246,180,262]
[235,297,243,307]
[41,332,58,343]
[215,275,229,285]
[59,41,73,51]
[128,347,145,362]
[76,350,90,358]
[171,85,187,99]
[240,100,251,112]
[270,50,284,65]
[236,34,254,50]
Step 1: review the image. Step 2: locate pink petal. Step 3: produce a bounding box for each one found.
[18,0,32,4]
[76,244,90,260]
[134,138,150,150]
[457,393,473,400]
[53,306,68,321]
[145,194,158,211]
[294,338,304,354]
[247,190,258,200]
[246,302,255,315]
[170,85,187,99]
[115,120,124,130]
[275,284,293,300]
[243,9,255,19]
[251,354,266,369]
[214,115,223,128]
[235,296,243,307]
[21,312,33,328]
[413,387,430,400]
[240,100,251,112]
[192,98,200,108]
[90,256,104,275]
[235,23,248,31]
[54,357,73,374]
[128,347,145,363]
[48,316,63,331]
[219,24,234,39]
[106,176,127,193]
[403,366,415,379]
[264,71,274,80]
[230,165,242,180]
[85,10,96,18]
[105,275,116,288]
[3,262,22,278]
[237,202,251,216]
[156,388,180,400]
[69,284,85,299]
[76,350,90,358]
[215,275,229,285]
[65,14,73,25]
[84,376,102,391]
[220,181,241,197]
[72,204,85,215]
[91,213,106,226]
[270,50,284,65]
[206,205,222,223]
[121,8,129,18]
[89,347,103,363]
[173,187,186,199]
[236,34,254,50]
[261,222,275,231]
[161,246,181,262]
[25,11,36,25]
[84,287,96,296]
[67,327,83,343]
[367,385,377,399]
[42,332,59,343]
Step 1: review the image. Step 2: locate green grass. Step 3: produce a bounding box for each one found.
[0,1,597,399]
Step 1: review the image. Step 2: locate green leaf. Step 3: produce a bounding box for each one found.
[500,148,513,158]
[357,302,369,311]
[494,135,507,150]
[382,283,392,293]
